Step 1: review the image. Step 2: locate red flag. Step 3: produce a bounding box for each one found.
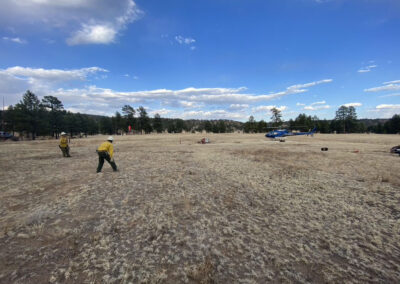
[128,125,132,132]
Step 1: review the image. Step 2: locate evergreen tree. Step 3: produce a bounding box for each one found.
[335,106,347,133]
[175,119,186,133]
[204,121,213,133]
[122,105,136,132]
[153,113,163,133]
[346,106,358,132]
[244,116,257,133]
[87,117,99,135]
[270,108,283,127]
[257,120,267,133]
[335,106,358,133]
[167,121,176,133]
[14,90,44,140]
[384,114,400,133]
[99,116,113,134]
[41,95,64,138]
[376,122,384,134]
[2,106,17,134]
[112,111,124,134]
[317,119,330,133]
[137,106,152,133]
[217,120,227,133]
[293,114,315,131]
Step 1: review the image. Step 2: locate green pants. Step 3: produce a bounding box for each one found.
[59,146,71,157]
[97,151,117,172]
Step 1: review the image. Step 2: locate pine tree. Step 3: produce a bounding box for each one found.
[42,96,64,138]
[14,90,44,140]
[153,113,163,133]
[270,108,283,127]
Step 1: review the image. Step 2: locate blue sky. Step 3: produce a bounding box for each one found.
[1,0,399,121]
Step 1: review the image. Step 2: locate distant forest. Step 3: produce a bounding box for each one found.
[1,90,399,139]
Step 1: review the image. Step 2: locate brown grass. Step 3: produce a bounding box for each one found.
[0,133,399,283]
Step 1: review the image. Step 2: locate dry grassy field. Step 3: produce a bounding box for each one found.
[0,133,399,283]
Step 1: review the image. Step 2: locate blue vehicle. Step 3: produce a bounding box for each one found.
[0,131,14,139]
[265,127,317,139]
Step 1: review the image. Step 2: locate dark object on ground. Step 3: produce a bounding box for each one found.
[390,145,400,154]
[199,138,210,144]
[279,139,285,142]
[0,131,13,140]
[321,147,328,151]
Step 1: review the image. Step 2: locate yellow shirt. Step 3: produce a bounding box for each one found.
[97,141,114,158]
[59,136,68,148]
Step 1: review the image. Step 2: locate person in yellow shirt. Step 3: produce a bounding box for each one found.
[96,136,118,173]
[59,132,71,157]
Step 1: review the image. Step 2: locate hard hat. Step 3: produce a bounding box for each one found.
[107,136,114,141]
[61,132,66,135]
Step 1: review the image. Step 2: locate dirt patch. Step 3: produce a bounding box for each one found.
[0,133,399,283]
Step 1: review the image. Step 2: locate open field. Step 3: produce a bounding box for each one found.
[0,133,400,283]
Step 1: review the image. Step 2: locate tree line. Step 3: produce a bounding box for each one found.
[243,106,400,134]
[1,91,399,139]
[0,90,241,139]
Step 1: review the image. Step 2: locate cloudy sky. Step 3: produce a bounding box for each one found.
[1,0,399,121]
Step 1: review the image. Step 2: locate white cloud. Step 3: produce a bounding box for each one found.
[0,66,333,119]
[379,93,400,98]
[358,64,377,73]
[2,36,27,44]
[303,105,330,111]
[0,72,30,96]
[0,66,108,85]
[367,107,400,119]
[364,82,400,92]
[229,104,249,110]
[376,104,400,110]
[368,104,400,118]
[343,102,362,107]
[286,79,332,90]
[149,108,172,116]
[175,35,195,45]
[67,24,117,45]
[311,100,326,105]
[0,0,142,45]
[303,103,330,111]
[299,100,330,111]
[0,66,108,106]
[252,105,287,112]
[181,110,247,120]
[383,80,400,85]
[179,101,202,108]
[1,65,332,108]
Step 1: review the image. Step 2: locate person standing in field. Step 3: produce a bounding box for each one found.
[59,132,71,157]
[96,136,118,173]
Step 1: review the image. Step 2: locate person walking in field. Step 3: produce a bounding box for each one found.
[59,132,71,157]
[96,136,118,173]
